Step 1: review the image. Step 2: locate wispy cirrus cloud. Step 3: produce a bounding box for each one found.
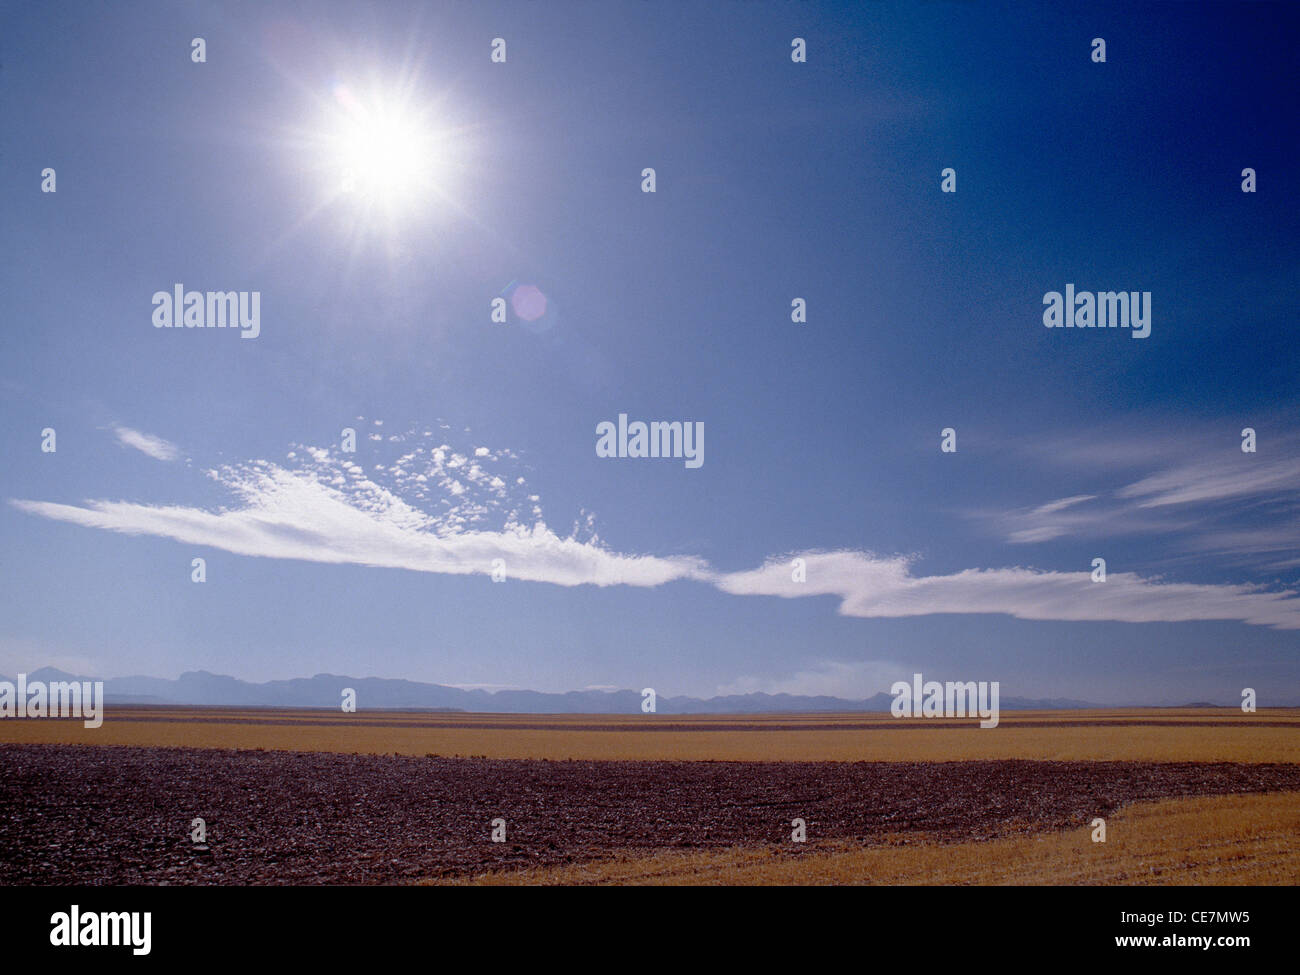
[713,550,1300,629]
[112,425,180,462]
[13,429,1300,630]
[1001,494,1101,543]
[982,428,1300,568]
[13,470,705,591]
[1117,454,1300,509]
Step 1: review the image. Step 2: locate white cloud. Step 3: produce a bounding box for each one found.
[1032,495,1095,516]
[982,430,1300,559]
[1118,455,1300,509]
[14,433,1300,631]
[444,682,523,691]
[713,550,1300,629]
[112,426,179,462]
[13,457,707,590]
[716,659,908,699]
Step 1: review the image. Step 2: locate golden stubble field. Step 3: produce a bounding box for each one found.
[451,792,1300,886]
[4,707,1297,885]
[0,706,1297,762]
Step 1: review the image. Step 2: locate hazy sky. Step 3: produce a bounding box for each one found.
[2,1,1297,704]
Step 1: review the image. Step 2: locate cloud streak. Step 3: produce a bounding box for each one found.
[112,426,180,462]
[13,432,1300,630]
[987,430,1300,563]
[13,460,705,589]
[1117,454,1300,509]
[713,551,1300,629]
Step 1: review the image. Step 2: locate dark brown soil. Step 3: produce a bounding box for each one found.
[1,744,1297,885]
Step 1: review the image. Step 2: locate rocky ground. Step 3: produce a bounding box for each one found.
[2,744,1298,884]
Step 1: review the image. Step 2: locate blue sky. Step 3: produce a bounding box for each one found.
[1,1,1297,704]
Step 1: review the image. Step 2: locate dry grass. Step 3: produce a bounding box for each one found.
[1,707,1296,762]
[450,791,1300,886]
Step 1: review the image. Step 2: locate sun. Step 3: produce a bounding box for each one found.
[334,110,430,202]
[323,83,444,209]
[276,75,473,250]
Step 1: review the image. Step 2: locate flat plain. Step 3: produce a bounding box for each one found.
[1,707,1296,885]
[2,706,1297,761]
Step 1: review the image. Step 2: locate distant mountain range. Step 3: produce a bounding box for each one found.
[0,667,1116,713]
